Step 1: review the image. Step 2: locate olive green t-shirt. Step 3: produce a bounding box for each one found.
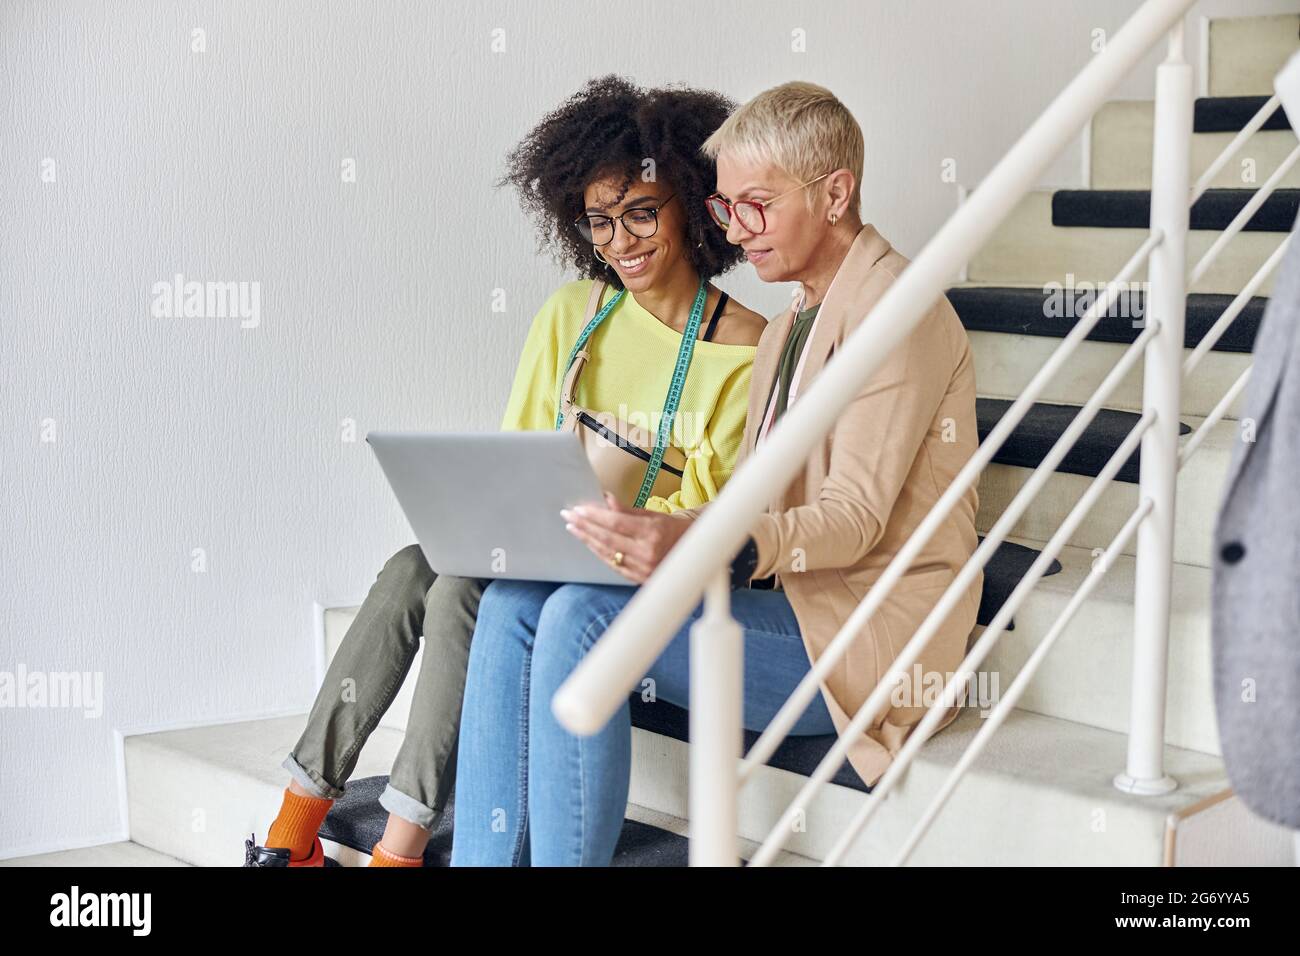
[768,303,821,424]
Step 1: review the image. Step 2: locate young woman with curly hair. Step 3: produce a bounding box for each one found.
[242,75,764,867]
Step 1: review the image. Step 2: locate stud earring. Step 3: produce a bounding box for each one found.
[829,213,839,225]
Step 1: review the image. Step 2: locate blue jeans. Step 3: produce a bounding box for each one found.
[449,580,836,866]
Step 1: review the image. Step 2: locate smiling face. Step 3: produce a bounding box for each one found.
[713,151,833,285]
[581,171,693,294]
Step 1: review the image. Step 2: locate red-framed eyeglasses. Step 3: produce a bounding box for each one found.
[704,172,831,234]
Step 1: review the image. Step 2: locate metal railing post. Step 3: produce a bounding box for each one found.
[1116,20,1191,796]
[688,571,742,865]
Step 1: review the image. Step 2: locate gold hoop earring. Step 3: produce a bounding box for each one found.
[829,213,839,225]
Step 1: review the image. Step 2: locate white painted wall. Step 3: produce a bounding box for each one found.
[1,0,1295,856]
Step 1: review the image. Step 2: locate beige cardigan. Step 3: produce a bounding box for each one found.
[684,223,983,788]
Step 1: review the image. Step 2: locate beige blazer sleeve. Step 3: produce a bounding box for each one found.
[749,284,960,579]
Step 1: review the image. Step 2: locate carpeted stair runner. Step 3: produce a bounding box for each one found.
[1050,187,1299,231]
[947,286,1265,353]
[319,773,697,866]
[1193,94,1291,133]
[977,397,1191,484]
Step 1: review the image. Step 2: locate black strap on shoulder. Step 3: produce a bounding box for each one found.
[702,291,729,342]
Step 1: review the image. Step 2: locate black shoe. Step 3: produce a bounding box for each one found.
[242,832,338,867]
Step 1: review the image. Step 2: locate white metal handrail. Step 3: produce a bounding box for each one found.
[548,0,1206,866]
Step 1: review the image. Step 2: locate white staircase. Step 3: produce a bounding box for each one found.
[108,12,1299,867]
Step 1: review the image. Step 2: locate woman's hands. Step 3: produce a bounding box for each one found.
[561,492,692,583]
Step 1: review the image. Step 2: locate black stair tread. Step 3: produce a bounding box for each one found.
[319,774,699,866]
[947,285,1265,353]
[978,397,1191,484]
[976,536,1061,630]
[1194,95,1291,133]
[320,775,454,865]
[1051,188,1300,231]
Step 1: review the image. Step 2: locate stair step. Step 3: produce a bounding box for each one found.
[981,536,1216,755]
[1090,99,1300,191]
[627,703,1245,865]
[308,610,1283,864]
[119,713,1241,867]
[0,842,192,867]
[966,325,1252,421]
[977,397,1188,485]
[1052,188,1299,232]
[974,538,1061,630]
[951,285,1258,420]
[1194,95,1292,133]
[120,713,810,866]
[949,285,1263,353]
[968,190,1285,295]
[620,804,821,864]
[1208,15,1300,97]
[121,705,1294,868]
[125,715,407,867]
[978,411,1236,570]
[317,772,696,866]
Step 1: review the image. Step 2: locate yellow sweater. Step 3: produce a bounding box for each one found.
[500,279,756,513]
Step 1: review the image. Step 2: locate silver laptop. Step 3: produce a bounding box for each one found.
[366,430,628,586]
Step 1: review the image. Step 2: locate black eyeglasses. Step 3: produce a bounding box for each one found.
[574,193,678,246]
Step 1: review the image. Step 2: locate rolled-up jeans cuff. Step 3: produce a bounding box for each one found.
[281,752,346,800]
[379,782,442,831]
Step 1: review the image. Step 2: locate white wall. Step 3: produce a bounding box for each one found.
[2,0,1295,856]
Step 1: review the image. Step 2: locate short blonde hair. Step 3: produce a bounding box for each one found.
[702,81,864,215]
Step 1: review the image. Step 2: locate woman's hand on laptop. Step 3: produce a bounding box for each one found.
[561,492,691,583]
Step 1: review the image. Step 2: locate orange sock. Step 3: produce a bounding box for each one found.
[266,787,335,862]
[368,841,423,867]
